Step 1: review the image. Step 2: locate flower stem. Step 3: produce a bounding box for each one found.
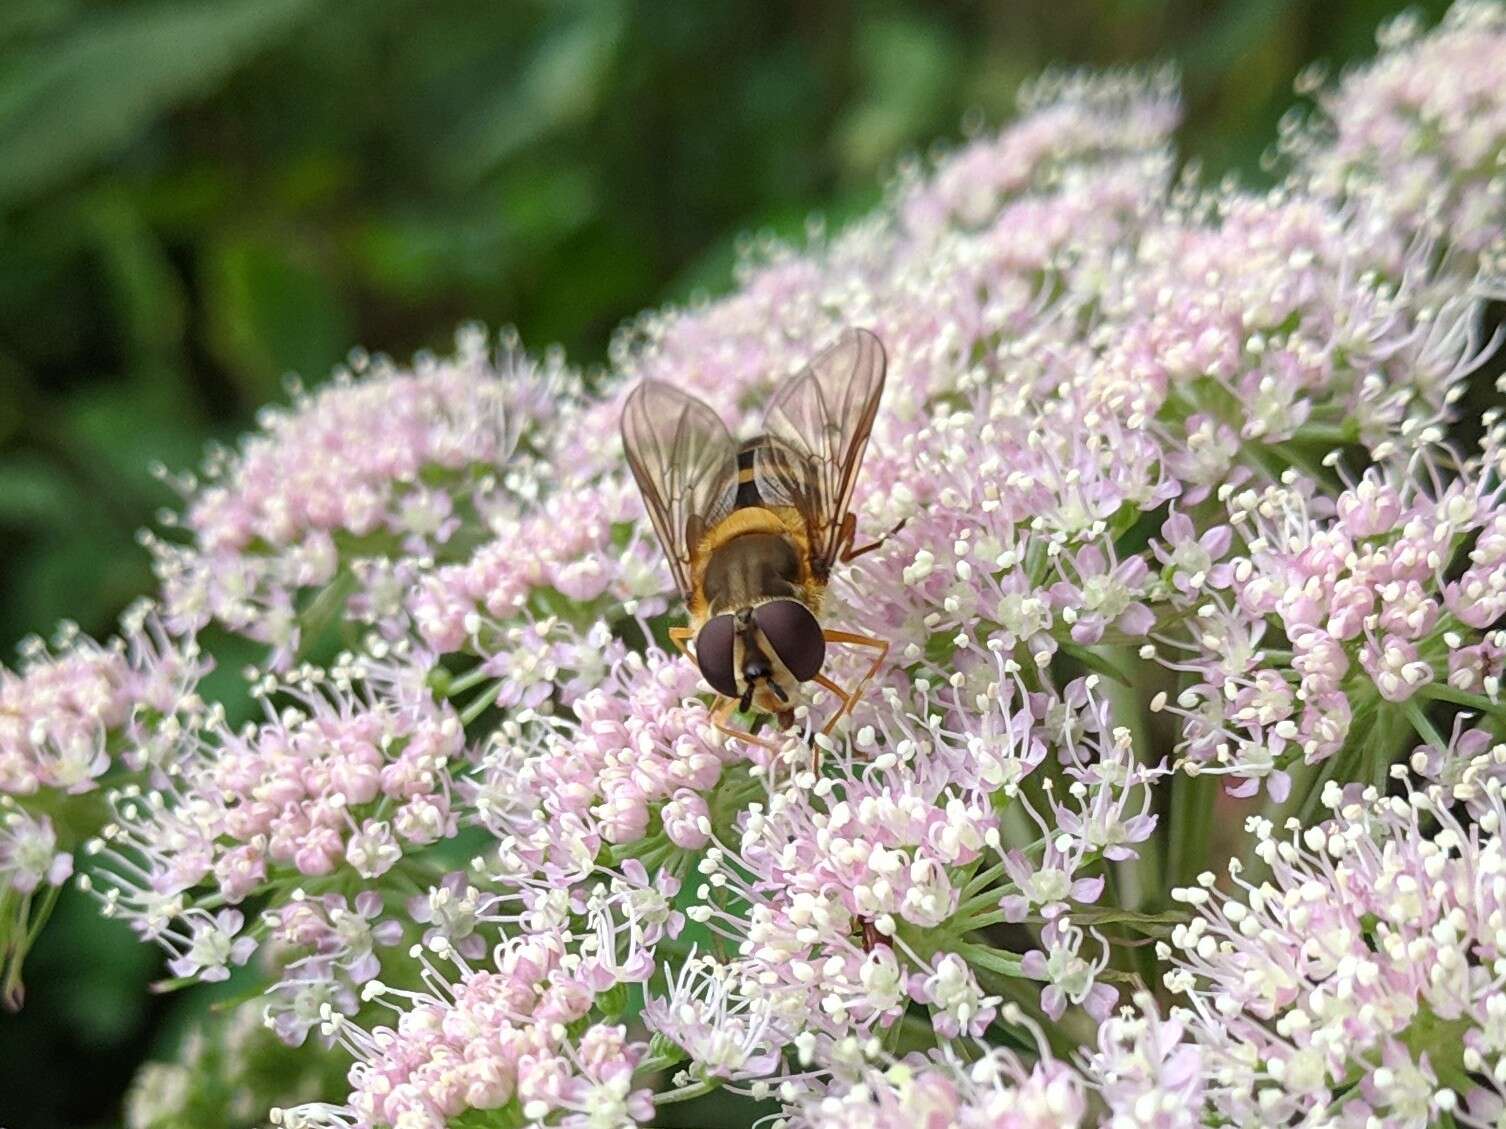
[960,859,1008,903]
[635,1044,688,1080]
[1421,683,1504,715]
[954,940,1025,978]
[460,682,504,725]
[21,881,62,949]
[1166,769,1216,891]
[653,1078,722,1106]
[952,907,1011,932]
[445,665,495,696]
[1403,699,1448,754]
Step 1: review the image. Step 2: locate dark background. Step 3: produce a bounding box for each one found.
[0,1,1450,1125]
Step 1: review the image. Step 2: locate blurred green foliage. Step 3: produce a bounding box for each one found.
[0,0,1454,1125]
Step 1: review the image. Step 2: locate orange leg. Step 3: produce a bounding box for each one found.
[708,693,780,752]
[669,625,694,659]
[818,631,890,734]
[836,512,908,564]
[802,629,891,771]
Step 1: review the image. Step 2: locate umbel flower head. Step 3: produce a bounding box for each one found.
[4,2,1506,1126]
[145,326,573,668]
[1166,776,1506,1126]
[0,602,206,1006]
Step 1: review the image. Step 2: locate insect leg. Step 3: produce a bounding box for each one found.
[823,629,890,675]
[816,630,890,737]
[669,625,695,659]
[813,672,849,700]
[837,511,909,563]
[708,694,779,752]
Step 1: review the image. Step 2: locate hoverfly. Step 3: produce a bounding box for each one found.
[621,327,897,763]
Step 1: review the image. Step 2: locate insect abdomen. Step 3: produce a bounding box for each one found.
[735,440,764,508]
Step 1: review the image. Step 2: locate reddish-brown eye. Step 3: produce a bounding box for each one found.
[694,615,738,697]
[754,599,825,682]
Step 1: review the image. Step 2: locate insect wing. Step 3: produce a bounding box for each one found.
[620,380,740,603]
[754,328,886,575]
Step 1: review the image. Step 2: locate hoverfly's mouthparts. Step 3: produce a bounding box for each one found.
[768,680,789,704]
[739,684,755,713]
[738,612,774,713]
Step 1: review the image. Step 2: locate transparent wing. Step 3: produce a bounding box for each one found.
[754,327,886,576]
[620,380,740,603]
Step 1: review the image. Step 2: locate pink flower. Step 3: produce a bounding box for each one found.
[1051,545,1155,644]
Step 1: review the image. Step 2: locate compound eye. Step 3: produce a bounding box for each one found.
[694,615,738,697]
[753,599,825,682]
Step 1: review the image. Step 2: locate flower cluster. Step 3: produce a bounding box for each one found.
[5,3,1506,1127]
[1291,0,1506,269]
[788,1035,1091,1129]
[273,865,682,1129]
[0,608,206,796]
[406,478,675,659]
[1151,458,1506,798]
[0,604,205,1004]
[1166,778,1506,1125]
[468,646,743,876]
[82,670,462,987]
[147,326,570,666]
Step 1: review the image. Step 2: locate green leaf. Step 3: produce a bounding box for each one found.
[59,367,203,497]
[202,234,353,405]
[0,456,76,526]
[1057,642,1135,687]
[10,528,153,642]
[0,0,78,45]
[0,0,317,209]
[81,188,189,362]
[29,887,160,1045]
[438,0,626,187]
[595,980,629,1019]
[837,14,960,176]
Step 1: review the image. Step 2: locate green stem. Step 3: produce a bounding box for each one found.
[952,907,1011,932]
[954,881,1019,919]
[0,885,25,1009]
[960,859,1008,903]
[954,940,1025,979]
[1291,422,1357,444]
[1403,700,1448,754]
[653,1078,721,1106]
[460,682,504,725]
[635,1045,688,1079]
[1167,769,1216,891]
[1420,683,1505,716]
[446,665,495,696]
[21,882,62,949]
